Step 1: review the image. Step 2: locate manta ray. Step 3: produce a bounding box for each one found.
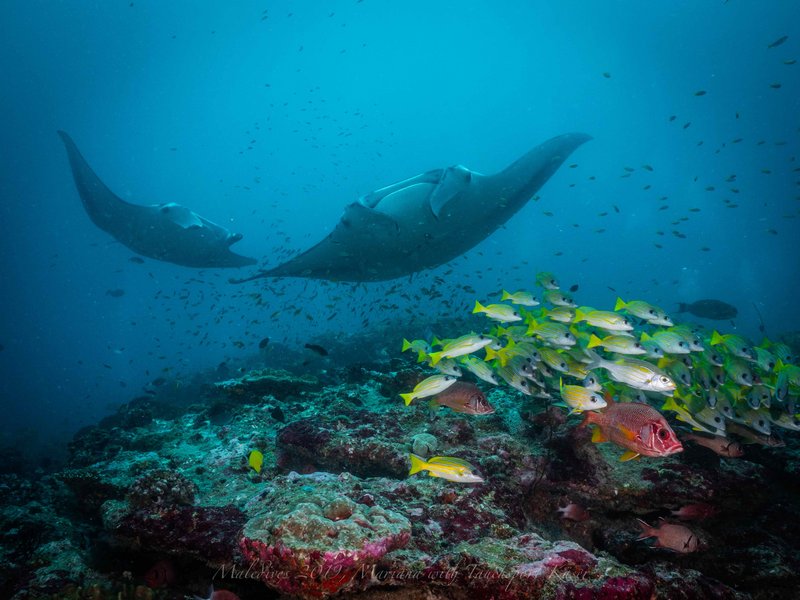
[59,130,590,280]
[58,131,256,268]
[231,132,591,282]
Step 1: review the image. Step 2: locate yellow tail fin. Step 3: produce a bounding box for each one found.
[428,351,444,366]
[501,290,511,301]
[402,338,412,352]
[400,392,414,406]
[473,300,485,314]
[408,453,427,475]
[614,297,627,311]
[710,331,725,346]
[587,334,603,349]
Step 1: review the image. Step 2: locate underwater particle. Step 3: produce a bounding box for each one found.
[106,288,125,297]
[411,432,438,456]
[304,343,328,356]
[408,454,484,483]
[767,34,788,48]
[249,450,264,473]
[258,337,270,349]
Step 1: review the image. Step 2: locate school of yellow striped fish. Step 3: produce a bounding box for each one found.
[402,272,799,482]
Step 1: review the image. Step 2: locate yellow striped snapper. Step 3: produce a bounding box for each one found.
[614,297,673,326]
[501,289,540,306]
[574,308,633,332]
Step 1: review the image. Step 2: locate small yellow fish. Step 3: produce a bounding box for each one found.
[614,297,672,326]
[400,374,458,406]
[574,308,633,332]
[501,289,540,306]
[473,300,522,322]
[409,453,484,483]
[248,450,264,474]
[559,378,607,414]
[536,271,560,290]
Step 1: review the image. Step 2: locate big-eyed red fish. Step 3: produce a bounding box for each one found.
[429,382,495,415]
[580,397,683,461]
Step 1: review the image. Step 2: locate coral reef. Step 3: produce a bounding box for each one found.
[1,365,799,598]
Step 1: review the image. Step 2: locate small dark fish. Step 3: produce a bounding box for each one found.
[129,256,145,264]
[602,72,611,78]
[767,35,788,49]
[304,343,329,356]
[258,337,270,349]
[144,559,175,589]
[694,90,707,96]
[613,205,620,213]
[677,299,738,320]
[669,115,677,122]
[106,288,125,297]
[569,284,579,293]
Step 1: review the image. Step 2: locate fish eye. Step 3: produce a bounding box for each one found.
[758,420,765,427]
[659,376,670,384]
[590,397,599,403]
[714,417,721,423]
[678,342,686,347]
[648,309,655,315]
[635,343,642,348]
[657,428,668,439]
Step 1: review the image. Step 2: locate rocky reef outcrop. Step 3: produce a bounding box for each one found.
[1,365,798,599]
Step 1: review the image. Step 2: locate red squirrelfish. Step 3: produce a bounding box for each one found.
[684,433,743,458]
[671,503,718,521]
[581,398,683,461]
[429,382,495,415]
[637,519,699,553]
[145,559,175,589]
[557,502,590,522]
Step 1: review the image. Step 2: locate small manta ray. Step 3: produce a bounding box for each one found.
[58,131,256,268]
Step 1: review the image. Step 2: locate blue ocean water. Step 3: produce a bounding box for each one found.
[0,1,797,460]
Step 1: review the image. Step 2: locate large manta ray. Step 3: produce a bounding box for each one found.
[59,130,589,279]
[231,132,591,282]
[58,131,256,268]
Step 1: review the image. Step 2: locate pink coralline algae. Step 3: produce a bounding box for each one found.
[239,492,411,598]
